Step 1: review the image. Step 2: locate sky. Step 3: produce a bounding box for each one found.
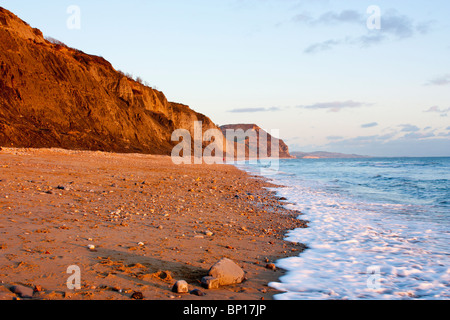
[2,0,450,157]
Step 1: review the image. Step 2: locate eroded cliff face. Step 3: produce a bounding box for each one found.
[0,7,219,155]
[220,124,293,159]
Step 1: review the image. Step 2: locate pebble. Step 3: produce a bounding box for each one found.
[33,285,43,293]
[10,285,34,299]
[189,289,205,296]
[265,263,277,271]
[131,291,144,300]
[172,280,189,293]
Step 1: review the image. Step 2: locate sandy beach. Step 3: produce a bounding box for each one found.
[0,148,307,300]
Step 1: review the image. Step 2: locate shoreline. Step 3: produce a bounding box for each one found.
[0,147,307,300]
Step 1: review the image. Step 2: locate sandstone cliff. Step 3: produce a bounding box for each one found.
[0,7,219,155]
[220,124,293,159]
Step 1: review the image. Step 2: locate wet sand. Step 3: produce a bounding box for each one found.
[0,148,307,300]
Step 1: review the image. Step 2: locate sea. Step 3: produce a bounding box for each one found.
[236,157,450,300]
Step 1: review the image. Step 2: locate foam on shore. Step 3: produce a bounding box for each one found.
[237,159,450,300]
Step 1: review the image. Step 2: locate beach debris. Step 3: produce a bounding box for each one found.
[10,285,34,299]
[111,209,121,216]
[87,244,96,251]
[201,276,220,289]
[208,258,245,286]
[190,289,205,296]
[33,285,43,293]
[204,231,213,236]
[144,270,173,282]
[172,280,189,293]
[265,263,277,271]
[138,242,145,246]
[131,291,144,300]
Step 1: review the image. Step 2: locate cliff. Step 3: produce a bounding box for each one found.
[291,151,371,159]
[220,124,293,159]
[0,7,219,155]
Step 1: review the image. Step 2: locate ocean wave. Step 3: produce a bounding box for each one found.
[237,157,450,300]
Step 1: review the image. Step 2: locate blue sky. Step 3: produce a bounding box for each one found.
[2,0,450,156]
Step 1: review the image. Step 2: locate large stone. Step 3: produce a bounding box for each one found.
[10,285,34,299]
[172,280,189,293]
[208,258,245,286]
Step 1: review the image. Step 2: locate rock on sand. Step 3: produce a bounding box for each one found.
[172,280,189,293]
[208,258,245,286]
[10,285,34,299]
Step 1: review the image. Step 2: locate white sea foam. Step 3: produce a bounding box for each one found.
[266,182,450,300]
[237,161,450,300]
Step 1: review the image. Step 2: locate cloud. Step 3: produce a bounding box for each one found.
[297,100,371,112]
[447,126,450,131]
[318,133,397,150]
[323,9,415,37]
[356,33,386,47]
[425,106,442,112]
[399,124,420,132]
[426,74,450,86]
[381,10,415,39]
[361,122,378,128]
[227,106,282,113]
[297,9,364,25]
[403,132,435,139]
[304,39,341,54]
[424,106,450,117]
[307,132,450,157]
[327,135,344,140]
[416,20,435,35]
[297,8,432,54]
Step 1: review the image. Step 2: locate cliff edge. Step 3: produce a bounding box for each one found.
[0,7,218,154]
